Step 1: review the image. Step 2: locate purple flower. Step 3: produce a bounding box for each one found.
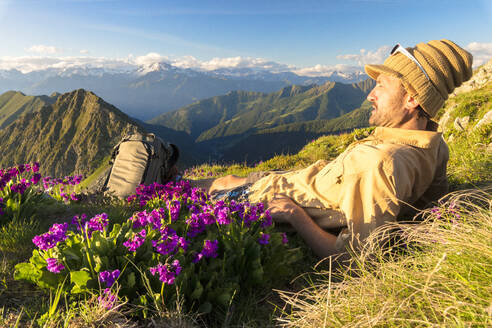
[130,210,151,229]
[123,229,146,252]
[193,239,219,263]
[17,164,25,174]
[86,213,109,235]
[71,214,87,230]
[42,177,52,190]
[260,210,273,228]
[11,179,30,194]
[215,205,231,225]
[149,260,182,284]
[258,233,270,245]
[98,288,117,310]
[167,200,181,222]
[186,213,205,238]
[202,239,218,258]
[33,223,69,250]
[8,167,18,179]
[99,269,120,287]
[30,173,42,185]
[152,226,187,255]
[430,207,442,219]
[32,162,40,173]
[199,211,215,225]
[192,252,204,263]
[70,192,79,201]
[281,232,289,244]
[46,258,65,273]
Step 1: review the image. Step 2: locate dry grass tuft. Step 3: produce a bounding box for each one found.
[277,188,492,327]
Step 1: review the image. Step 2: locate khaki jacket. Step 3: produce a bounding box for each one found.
[248,127,449,250]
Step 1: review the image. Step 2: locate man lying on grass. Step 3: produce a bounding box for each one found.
[192,39,473,258]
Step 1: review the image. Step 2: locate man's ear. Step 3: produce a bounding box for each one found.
[405,94,420,110]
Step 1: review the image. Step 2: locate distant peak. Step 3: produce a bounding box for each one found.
[137,61,174,75]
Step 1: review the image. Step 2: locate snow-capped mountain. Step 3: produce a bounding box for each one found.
[0,60,367,120]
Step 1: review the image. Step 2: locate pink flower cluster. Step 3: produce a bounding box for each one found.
[32,223,69,250]
[98,288,117,310]
[99,269,120,287]
[0,162,41,193]
[46,258,65,273]
[193,239,218,263]
[42,175,83,189]
[149,260,182,284]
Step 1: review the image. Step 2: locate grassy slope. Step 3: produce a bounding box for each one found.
[278,189,492,327]
[0,91,57,129]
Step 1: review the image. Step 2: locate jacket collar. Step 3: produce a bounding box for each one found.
[371,127,443,149]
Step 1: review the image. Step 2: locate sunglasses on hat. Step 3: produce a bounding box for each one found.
[391,44,430,81]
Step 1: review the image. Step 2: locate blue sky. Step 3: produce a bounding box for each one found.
[0,0,491,73]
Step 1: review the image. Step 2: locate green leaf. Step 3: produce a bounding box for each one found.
[216,291,232,307]
[70,270,92,291]
[251,266,264,284]
[14,262,41,283]
[63,249,81,262]
[198,301,212,314]
[127,271,136,288]
[190,280,203,300]
[38,270,63,290]
[30,250,47,270]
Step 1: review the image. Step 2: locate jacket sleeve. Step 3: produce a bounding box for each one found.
[412,142,449,211]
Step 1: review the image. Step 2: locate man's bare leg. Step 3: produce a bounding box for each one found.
[190,175,248,194]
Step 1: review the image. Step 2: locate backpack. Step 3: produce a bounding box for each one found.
[103,133,179,198]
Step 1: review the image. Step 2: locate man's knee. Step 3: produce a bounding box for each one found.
[210,175,246,193]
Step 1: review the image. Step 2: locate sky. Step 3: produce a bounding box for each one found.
[0,0,491,75]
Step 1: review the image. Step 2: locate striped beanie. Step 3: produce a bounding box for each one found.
[365,39,473,117]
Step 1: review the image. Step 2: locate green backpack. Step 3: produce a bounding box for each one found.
[103,133,179,198]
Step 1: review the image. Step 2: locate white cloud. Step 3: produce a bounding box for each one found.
[292,64,362,77]
[465,42,492,67]
[336,45,392,66]
[0,53,364,78]
[134,52,169,66]
[26,45,61,55]
[0,56,134,73]
[80,49,90,54]
[171,55,294,72]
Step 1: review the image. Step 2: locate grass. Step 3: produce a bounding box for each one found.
[446,125,492,189]
[276,188,492,327]
[183,128,372,180]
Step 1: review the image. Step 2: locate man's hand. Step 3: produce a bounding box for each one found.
[267,194,341,259]
[267,195,303,224]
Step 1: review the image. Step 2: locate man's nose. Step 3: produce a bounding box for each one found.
[367,88,376,102]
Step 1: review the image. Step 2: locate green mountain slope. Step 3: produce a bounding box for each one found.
[215,101,372,162]
[150,79,374,140]
[0,91,59,129]
[149,79,374,162]
[0,89,144,177]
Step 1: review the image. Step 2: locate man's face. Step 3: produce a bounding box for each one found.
[367,74,412,127]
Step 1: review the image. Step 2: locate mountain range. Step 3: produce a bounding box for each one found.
[0,62,367,120]
[0,78,374,177]
[149,79,375,162]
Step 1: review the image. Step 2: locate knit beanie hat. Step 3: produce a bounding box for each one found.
[365,39,473,117]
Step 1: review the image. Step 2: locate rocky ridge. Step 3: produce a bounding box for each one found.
[0,89,144,177]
